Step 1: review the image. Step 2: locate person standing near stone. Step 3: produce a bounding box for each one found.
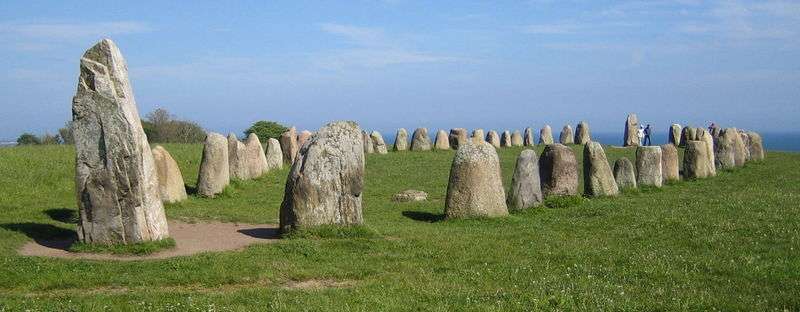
[245,133,269,178]
[583,142,619,197]
[472,129,485,144]
[507,149,543,210]
[539,125,554,145]
[265,138,283,171]
[449,128,469,149]
[280,127,298,164]
[434,129,451,150]
[523,127,535,146]
[197,132,231,197]
[539,144,579,197]
[501,131,513,147]
[643,124,652,146]
[624,113,639,147]
[486,130,501,148]
[280,121,365,233]
[394,128,409,151]
[669,124,682,146]
[411,128,432,151]
[72,39,169,244]
[636,146,663,187]
[613,157,637,189]
[660,144,679,182]
[370,131,388,154]
[227,133,248,180]
[511,130,523,146]
[574,121,591,145]
[363,131,375,154]
[445,141,509,218]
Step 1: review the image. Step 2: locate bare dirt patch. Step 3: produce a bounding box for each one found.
[18,220,279,261]
[282,279,356,290]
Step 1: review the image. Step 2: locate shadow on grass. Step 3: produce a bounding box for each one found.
[238,228,281,239]
[43,208,78,224]
[185,184,198,196]
[402,211,445,223]
[1,222,77,250]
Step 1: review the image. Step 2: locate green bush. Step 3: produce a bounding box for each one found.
[143,108,206,143]
[16,133,41,145]
[245,120,289,142]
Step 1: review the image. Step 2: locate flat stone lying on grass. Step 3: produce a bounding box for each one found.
[501,131,512,147]
[660,144,680,182]
[198,132,231,197]
[449,128,468,149]
[472,129,485,144]
[523,127,535,146]
[411,128,432,151]
[152,146,188,203]
[280,127,298,164]
[683,140,712,179]
[669,124,682,146]
[265,138,283,171]
[613,157,637,189]
[583,142,619,197]
[445,141,508,218]
[486,130,501,148]
[636,146,663,187]
[511,130,523,147]
[539,125,554,145]
[435,129,450,150]
[370,131,388,154]
[574,121,591,145]
[507,149,543,210]
[392,190,428,202]
[560,125,574,145]
[539,143,578,197]
[245,133,269,179]
[394,128,408,151]
[624,113,639,147]
[227,133,248,180]
[72,39,169,244]
[280,121,365,233]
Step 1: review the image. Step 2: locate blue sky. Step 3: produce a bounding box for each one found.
[1,0,799,140]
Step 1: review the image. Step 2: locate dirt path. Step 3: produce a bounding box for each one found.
[18,220,280,261]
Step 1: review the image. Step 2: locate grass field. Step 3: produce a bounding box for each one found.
[0,143,798,311]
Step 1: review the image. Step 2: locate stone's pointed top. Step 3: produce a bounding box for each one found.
[246,132,259,142]
[228,133,238,140]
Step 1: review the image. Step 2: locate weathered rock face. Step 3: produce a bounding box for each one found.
[434,129,451,150]
[227,133,248,180]
[393,190,428,202]
[449,128,469,149]
[684,140,712,179]
[394,128,408,151]
[411,128,432,151]
[739,131,752,161]
[523,127,535,146]
[560,125,575,144]
[697,129,717,177]
[574,122,591,145]
[511,130,523,146]
[746,131,765,161]
[486,130,501,148]
[660,144,679,182]
[731,129,747,167]
[472,129,485,144]
[445,142,508,218]
[280,127,298,164]
[501,131,513,147]
[710,125,722,139]
[539,125,554,145]
[72,39,169,244]
[669,124,682,146]
[681,127,696,146]
[265,138,283,171]
[636,146,663,187]
[279,121,364,232]
[714,128,737,170]
[152,146,187,203]
[245,133,269,178]
[583,142,619,197]
[297,130,312,149]
[370,131,388,154]
[624,113,639,147]
[507,149,543,210]
[613,157,637,189]
[539,144,579,197]
[363,131,374,154]
[197,132,230,197]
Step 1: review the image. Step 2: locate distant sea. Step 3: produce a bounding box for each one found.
[0,141,16,148]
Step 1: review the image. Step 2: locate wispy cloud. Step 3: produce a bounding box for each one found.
[522,23,580,34]
[320,23,386,46]
[0,21,153,40]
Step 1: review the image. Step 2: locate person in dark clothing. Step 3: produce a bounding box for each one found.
[643,124,652,146]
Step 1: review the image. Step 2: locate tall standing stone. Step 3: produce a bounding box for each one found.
[539,144,579,197]
[152,146,187,203]
[472,128,485,144]
[297,130,312,148]
[523,127,535,146]
[739,131,752,161]
[560,125,574,145]
[245,133,269,178]
[227,133,247,180]
[280,127,298,164]
[362,131,374,154]
[394,128,408,151]
[197,132,230,197]
[72,39,169,244]
[539,125,554,145]
[731,128,747,167]
[511,130,523,146]
[501,131,513,147]
[265,138,283,171]
[660,144,679,182]
[434,129,451,150]
[574,121,591,145]
[684,140,712,179]
[714,128,737,170]
[710,125,722,139]
[697,129,717,176]
[681,127,696,147]
[746,131,765,161]
[449,128,469,149]
[636,146,663,187]
[486,130,501,148]
[411,128,432,151]
[445,142,508,218]
[279,121,364,233]
[624,113,639,147]
[370,131,388,154]
[507,149,543,210]
[669,124,682,146]
[583,142,619,197]
[613,157,637,189]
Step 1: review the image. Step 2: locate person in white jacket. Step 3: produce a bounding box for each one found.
[637,125,645,145]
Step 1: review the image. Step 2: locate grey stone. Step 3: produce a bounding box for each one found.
[434,129,451,150]
[613,157,637,189]
[511,130,523,147]
[244,133,269,178]
[265,138,283,171]
[560,125,574,144]
[486,130,501,148]
[392,190,428,202]
[394,128,408,151]
[539,125,554,145]
[297,130,312,149]
[731,128,747,167]
[583,142,619,196]
[714,128,737,170]
[660,144,680,182]
[740,131,752,161]
[227,133,247,180]
[197,132,230,197]
[507,149,543,210]
[445,141,508,218]
[636,146,663,187]
[624,113,639,147]
[370,131,388,154]
[523,127,535,146]
[411,128,432,151]
[449,128,469,149]
[363,131,374,154]
[697,129,717,176]
[152,146,187,204]
[280,127,298,164]
[669,124,682,146]
[746,131,765,161]
[539,143,579,197]
[472,129,485,144]
[684,140,712,179]
[501,131,513,147]
[574,121,591,145]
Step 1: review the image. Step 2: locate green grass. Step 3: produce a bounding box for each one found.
[0,143,798,310]
[69,238,176,256]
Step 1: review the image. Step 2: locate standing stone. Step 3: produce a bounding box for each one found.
[636,146,663,187]
[507,149,543,210]
[559,125,574,145]
[613,157,637,189]
[660,144,680,182]
[227,133,248,180]
[669,124,682,146]
[583,142,619,197]
[362,131,374,154]
[449,128,469,149]
[574,121,591,145]
[394,128,408,151]
[501,131,513,147]
[539,144,579,197]
[486,130,501,148]
[279,121,364,233]
[731,129,747,167]
[523,127,535,146]
[714,128,737,170]
[746,131,765,161]
[697,129,717,176]
[245,133,269,178]
[684,140,712,179]
[370,131,388,154]
[539,125,554,145]
[152,146,187,204]
[72,39,169,244]
[445,142,508,218]
[710,125,722,139]
[739,131,752,161]
[472,128,485,144]
[511,130,523,146]
[434,129,451,150]
[265,138,283,171]
[410,128,432,151]
[297,130,312,148]
[624,113,639,147]
[197,132,230,197]
[280,127,298,164]
[681,127,696,146]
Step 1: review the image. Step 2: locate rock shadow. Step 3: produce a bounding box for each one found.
[1,222,77,250]
[237,228,281,239]
[185,184,198,196]
[402,211,445,223]
[43,208,78,224]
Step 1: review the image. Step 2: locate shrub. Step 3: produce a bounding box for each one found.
[245,121,289,142]
[58,121,74,145]
[143,108,206,143]
[16,133,41,145]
